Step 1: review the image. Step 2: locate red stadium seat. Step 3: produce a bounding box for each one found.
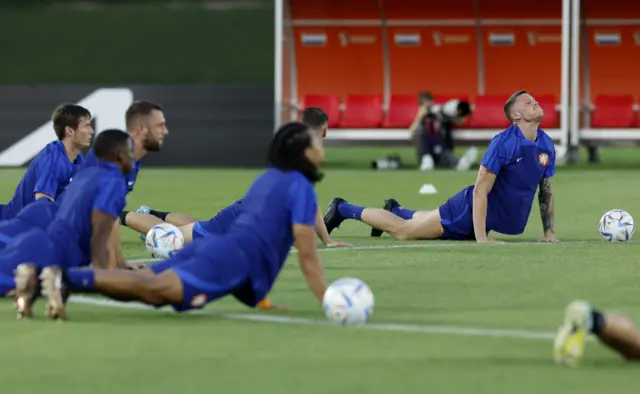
[536,95,558,129]
[469,95,510,128]
[302,94,340,128]
[339,94,383,128]
[383,94,418,128]
[590,95,635,128]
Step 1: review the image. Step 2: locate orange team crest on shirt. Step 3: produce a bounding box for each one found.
[538,152,550,167]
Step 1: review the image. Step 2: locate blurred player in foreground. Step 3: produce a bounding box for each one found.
[2,129,135,318]
[324,90,557,243]
[0,104,92,220]
[554,300,640,365]
[21,122,327,320]
[118,106,348,250]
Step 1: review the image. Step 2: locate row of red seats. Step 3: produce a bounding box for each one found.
[303,94,640,129]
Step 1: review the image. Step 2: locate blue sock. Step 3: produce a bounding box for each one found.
[392,206,416,220]
[338,202,364,221]
[66,269,96,291]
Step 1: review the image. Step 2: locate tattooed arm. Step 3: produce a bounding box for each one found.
[538,177,555,238]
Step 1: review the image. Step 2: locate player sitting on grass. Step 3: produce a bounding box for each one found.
[324,90,557,243]
[19,121,328,321]
[117,106,348,250]
[554,300,640,365]
[0,104,92,221]
[1,129,136,318]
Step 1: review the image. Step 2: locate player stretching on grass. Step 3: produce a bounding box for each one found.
[0,104,92,221]
[2,129,135,318]
[324,90,557,243]
[18,122,328,320]
[554,300,640,365]
[118,106,349,249]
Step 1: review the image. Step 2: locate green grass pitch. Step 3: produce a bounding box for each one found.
[1,146,640,393]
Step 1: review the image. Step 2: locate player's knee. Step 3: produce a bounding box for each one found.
[392,223,413,240]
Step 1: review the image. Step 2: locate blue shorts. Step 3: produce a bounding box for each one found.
[0,204,8,221]
[151,236,255,312]
[192,200,242,240]
[438,186,476,240]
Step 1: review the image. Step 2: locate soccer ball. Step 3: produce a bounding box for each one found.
[323,277,374,326]
[598,209,635,242]
[145,223,185,259]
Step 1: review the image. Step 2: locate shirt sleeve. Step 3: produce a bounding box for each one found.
[480,135,510,175]
[33,153,63,198]
[288,177,318,226]
[543,147,556,178]
[92,178,127,219]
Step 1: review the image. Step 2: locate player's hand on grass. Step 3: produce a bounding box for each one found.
[325,240,353,248]
[476,237,505,244]
[538,232,557,242]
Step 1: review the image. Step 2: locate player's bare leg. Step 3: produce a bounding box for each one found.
[136,206,198,226]
[554,300,640,366]
[39,266,184,320]
[120,211,164,234]
[324,198,443,240]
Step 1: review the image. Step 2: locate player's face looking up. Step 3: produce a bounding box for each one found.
[141,109,168,152]
[512,93,544,123]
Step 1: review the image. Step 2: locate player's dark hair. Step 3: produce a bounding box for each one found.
[301,107,329,131]
[125,100,163,129]
[93,129,130,161]
[418,91,434,104]
[268,122,323,183]
[52,104,91,140]
[504,90,529,123]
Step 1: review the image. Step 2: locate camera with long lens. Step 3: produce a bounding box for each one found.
[425,99,473,123]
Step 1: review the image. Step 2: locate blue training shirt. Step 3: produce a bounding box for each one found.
[225,168,317,296]
[47,160,128,267]
[480,125,556,235]
[83,142,140,194]
[1,140,83,219]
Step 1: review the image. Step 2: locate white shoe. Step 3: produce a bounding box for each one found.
[420,155,434,171]
[456,147,478,171]
[553,300,591,367]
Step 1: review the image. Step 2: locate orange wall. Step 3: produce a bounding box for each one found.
[288,0,640,104]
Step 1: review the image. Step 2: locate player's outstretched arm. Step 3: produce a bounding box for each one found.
[472,166,499,243]
[107,220,126,269]
[538,178,556,241]
[294,223,326,303]
[314,205,352,247]
[91,211,118,269]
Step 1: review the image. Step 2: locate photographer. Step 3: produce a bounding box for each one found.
[410,91,477,171]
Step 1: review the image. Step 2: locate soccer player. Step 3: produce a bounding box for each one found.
[118,106,349,249]
[1,129,135,318]
[0,104,92,220]
[324,90,557,243]
[82,100,168,192]
[554,300,640,365]
[81,100,168,269]
[19,121,327,321]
